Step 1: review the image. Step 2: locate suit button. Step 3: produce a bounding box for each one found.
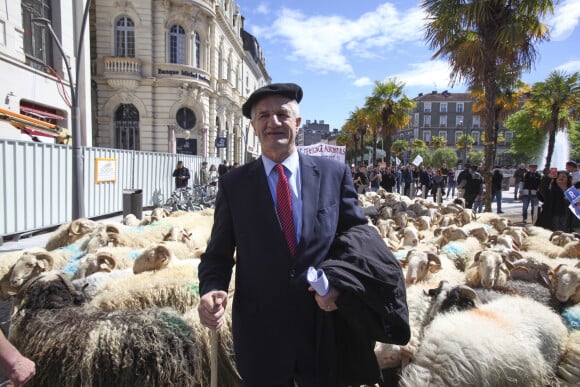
[289,269,296,278]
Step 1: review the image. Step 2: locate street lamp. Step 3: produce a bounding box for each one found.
[32,0,91,219]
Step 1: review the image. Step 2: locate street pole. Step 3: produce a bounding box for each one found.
[33,0,91,219]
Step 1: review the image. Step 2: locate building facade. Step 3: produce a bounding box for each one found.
[91,0,270,163]
[397,90,513,165]
[0,0,92,143]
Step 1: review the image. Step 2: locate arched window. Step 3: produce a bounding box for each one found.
[194,32,201,68]
[115,17,135,57]
[115,104,140,150]
[169,25,186,64]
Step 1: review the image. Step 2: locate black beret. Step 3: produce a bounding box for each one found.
[529,164,538,167]
[242,83,303,119]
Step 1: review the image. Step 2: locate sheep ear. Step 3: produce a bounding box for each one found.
[156,245,172,265]
[399,259,408,267]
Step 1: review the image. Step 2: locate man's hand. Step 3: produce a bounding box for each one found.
[198,290,228,330]
[309,285,340,312]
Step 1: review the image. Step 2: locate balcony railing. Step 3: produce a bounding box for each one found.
[103,56,142,75]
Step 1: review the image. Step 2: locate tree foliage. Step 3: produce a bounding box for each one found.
[410,148,432,168]
[432,148,458,169]
[504,108,545,161]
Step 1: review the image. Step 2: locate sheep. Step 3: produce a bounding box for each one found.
[399,284,568,387]
[8,272,242,387]
[67,247,141,279]
[399,250,441,285]
[71,252,117,280]
[132,242,200,274]
[559,240,580,259]
[465,250,515,288]
[71,268,134,299]
[551,263,580,304]
[163,226,207,258]
[0,248,46,300]
[8,251,56,291]
[549,231,580,247]
[440,236,482,271]
[44,218,99,251]
[398,226,421,248]
[558,331,580,384]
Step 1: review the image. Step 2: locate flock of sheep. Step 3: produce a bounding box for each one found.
[0,188,578,386]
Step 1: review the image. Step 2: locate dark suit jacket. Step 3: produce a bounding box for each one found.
[198,153,368,384]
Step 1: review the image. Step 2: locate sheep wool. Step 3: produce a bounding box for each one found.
[9,272,242,387]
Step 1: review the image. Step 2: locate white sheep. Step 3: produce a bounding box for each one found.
[440,236,482,271]
[399,287,568,386]
[44,218,99,251]
[465,250,518,289]
[551,263,580,304]
[557,331,580,384]
[132,242,200,274]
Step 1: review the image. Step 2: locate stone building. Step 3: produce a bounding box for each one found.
[397,90,514,165]
[91,0,270,163]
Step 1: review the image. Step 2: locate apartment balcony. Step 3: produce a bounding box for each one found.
[99,57,143,91]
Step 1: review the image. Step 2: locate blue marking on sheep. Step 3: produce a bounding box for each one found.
[57,245,83,260]
[130,251,140,260]
[394,251,407,260]
[562,308,580,331]
[442,244,463,255]
[61,262,80,276]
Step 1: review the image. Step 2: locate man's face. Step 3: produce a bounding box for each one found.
[251,95,300,156]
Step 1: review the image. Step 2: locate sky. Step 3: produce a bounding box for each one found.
[236,0,580,131]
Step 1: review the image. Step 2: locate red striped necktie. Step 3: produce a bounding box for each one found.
[275,164,297,255]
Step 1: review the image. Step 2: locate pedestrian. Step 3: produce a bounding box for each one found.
[197,82,410,386]
[369,164,382,192]
[431,169,445,203]
[513,163,526,201]
[419,166,433,199]
[172,160,190,189]
[199,161,209,185]
[521,164,542,224]
[464,165,483,209]
[353,164,370,194]
[380,166,397,193]
[456,165,471,199]
[0,330,35,386]
[491,165,504,213]
[402,165,413,197]
[565,160,580,188]
[395,166,402,194]
[446,167,456,199]
[536,170,573,232]
[218,160,229,176]
[209,164,219,186]
[440,162,449,186]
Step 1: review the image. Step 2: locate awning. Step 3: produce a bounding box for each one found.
[20,105,65,121]
[0,108,70,142]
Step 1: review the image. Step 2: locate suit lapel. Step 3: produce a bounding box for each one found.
[298,154,321,253]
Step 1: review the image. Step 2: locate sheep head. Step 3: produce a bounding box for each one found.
[400,250,441,285]
[133,243,174,274]
[10,252,54,289]
[426,281,480,321]
[163,226,191,243]
[551,264,580,303]
[68,218,97,237]
[469,250,511,288]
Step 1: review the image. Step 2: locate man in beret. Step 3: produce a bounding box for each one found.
[198,83,409,386]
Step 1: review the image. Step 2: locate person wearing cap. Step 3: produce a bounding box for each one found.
[491,165,504,214]
[197,83,409,386]
[521,164,542,224]
[172,160,190,189]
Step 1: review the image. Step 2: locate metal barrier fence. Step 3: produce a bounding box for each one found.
[0,139,220,239]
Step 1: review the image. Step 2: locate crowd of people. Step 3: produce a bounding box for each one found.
[350,160,580,233]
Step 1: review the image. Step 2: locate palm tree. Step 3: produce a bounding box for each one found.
[528,71,580,175]
[422,0,553,202]
[430,135,447,149]
[391,139,409,164]
[456,134,475,166]
[364,79,415,165]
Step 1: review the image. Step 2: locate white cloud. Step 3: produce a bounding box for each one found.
[548,0,580,40]
[255,2,269,15]
[353,77,373,87]
[391,60,456,89]
[250,3,426,77]
[556,60,580,73]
